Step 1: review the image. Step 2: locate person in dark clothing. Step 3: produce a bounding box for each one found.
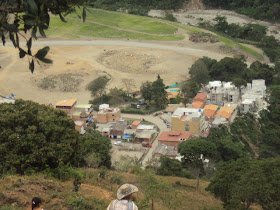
[31,197,41,210]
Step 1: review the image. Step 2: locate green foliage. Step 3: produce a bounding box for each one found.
[179,138,217,168]
[206,158,280,209]
[203,0,280,23]
[191,56,277,85]
[0,99,81,175]
[140,75,168,108]
[189,60,211,86]
[0,0,89,73]
[164,13,177,22]
[156,156,193,178]
[81,130,112,168]
[86,76,109,97]
[180,81,199,106]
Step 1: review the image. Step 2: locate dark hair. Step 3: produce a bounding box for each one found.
[31,197,41,210]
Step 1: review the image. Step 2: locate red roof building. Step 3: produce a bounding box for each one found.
[192,93,207,109]
[158,130,191,149]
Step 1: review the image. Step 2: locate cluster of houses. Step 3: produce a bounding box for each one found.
[97,104,157,143]
[152,79,267,159]
[55,99,94,134]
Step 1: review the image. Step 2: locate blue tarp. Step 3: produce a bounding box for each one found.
[123,134,132,140]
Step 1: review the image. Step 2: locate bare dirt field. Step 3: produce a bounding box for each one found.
[0,35,266,105]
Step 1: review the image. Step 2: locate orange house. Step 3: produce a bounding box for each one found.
[55,99,77,117]
[192,93,207,109]
[158,130,191,149]
[215,106,234,119]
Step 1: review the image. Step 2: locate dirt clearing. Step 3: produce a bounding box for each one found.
[0,38,265,104]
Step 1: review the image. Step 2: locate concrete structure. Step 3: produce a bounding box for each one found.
[241,99,257,113]
[55,99,77,117]
[212,117,227,128]
[0,98,15,104]
[158,130,191,149]
[192,93,207,108]
[227,90,240,103]
[171,107,207,135]
[102,127,111,136]
[75,121,86,135]
[137,124,155,130]
[252,79,266,96]
[135,129,156,143]
[75,104,93,112]
[109,123,126,139]
[209,88,224,102]
[153,145,179,159]
[123,129,136,141]
[97,104,121,123]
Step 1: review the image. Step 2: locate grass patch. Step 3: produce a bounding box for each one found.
[238,44,263,58]
[68,8,178,35]
[47,16,184,41]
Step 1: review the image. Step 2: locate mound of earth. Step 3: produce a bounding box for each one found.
[35,73,84,92]
[99,50,159,74]
[189,33,219,43]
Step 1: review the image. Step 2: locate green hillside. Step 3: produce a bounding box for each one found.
[0,169,222,209]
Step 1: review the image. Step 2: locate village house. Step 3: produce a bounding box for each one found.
[215,106,235,120]
[192,93,207,109]
[131,120,141,129]
[102,127,111,136]
[204,104,219,119]
[75,121,86,135]
[97,104,121,123]
[157,130,191,149]
[172,107,207,136]
[123,128,136,141]
[135,129,157,143]
[109,123,126,139]
[55,98,77,117]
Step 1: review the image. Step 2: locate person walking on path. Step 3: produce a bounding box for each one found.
[107,183,139,210]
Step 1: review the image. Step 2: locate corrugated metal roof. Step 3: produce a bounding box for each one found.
[215,106,234,119]
[56,99,77,107]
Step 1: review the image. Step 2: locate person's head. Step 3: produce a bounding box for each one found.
[117,184,138,200]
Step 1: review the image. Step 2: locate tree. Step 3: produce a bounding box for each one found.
[206,158,280,209]
[140,81,153,102]
[189,60,211,86]
[178,138,216,190]
[0,99,81,175]
[156,156,191,178]
[81,129,112,168]
[180,81,199,107]
[151,75,168,108]
[86,76,109,97]
[0,0,90,73]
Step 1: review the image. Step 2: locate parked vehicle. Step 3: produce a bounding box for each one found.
[138,99,145,105]
[142,141,152,147]
[114,141,122,146]
[131,103,140,109]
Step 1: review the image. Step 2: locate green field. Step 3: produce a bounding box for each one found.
[47,8,184,41]
[46,8,264,58]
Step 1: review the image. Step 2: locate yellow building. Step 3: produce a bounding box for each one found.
[171,107,207,136]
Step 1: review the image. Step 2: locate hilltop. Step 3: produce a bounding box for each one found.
[0,169,223,209]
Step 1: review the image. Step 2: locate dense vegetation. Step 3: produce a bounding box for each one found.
[199,16,280,62]
[189,56,279,87]
[0,100,111,177]
[90,0,184,15]
[202,0,280,23]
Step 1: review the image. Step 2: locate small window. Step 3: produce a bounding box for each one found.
[185,123,189,132]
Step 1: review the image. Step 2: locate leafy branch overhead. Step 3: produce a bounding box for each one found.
[0,0,90,73]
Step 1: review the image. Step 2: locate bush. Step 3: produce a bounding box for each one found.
[164,13,177,22]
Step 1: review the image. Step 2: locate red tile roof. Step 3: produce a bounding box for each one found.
[158,131,191,142]
[194,93,207,102]
[192,101,204,109]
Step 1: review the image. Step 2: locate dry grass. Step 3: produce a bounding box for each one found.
[0,169,222,210]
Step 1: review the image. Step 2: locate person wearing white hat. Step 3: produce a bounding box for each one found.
[107,183,139,210]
